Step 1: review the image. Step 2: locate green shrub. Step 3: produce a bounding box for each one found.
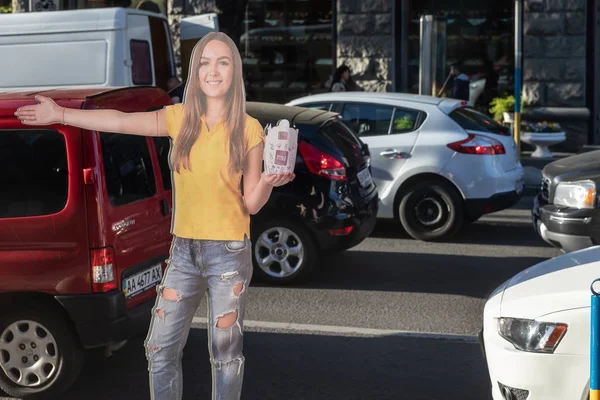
[489,95,528,121]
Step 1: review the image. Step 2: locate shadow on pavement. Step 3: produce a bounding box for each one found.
[369,218,552,248]
[253,250,548,300]
[59,328,492,400]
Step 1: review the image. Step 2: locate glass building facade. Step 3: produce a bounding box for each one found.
[403,0,515,110]
[238,0,334,103]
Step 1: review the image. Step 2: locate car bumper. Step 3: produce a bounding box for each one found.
[316,192,379,251]
[55,290,155,349]
[482,321,588,400]
[532,193,596,252]
[464,188,523,218]
[443,155,524,202]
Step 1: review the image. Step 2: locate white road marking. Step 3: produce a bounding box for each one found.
[191,317,478,342]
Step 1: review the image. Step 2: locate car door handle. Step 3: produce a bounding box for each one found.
[380,149,410,158]
[380,149,399,157]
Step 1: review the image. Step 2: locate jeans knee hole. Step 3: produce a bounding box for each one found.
[233,282,244,297]
[161,287,181,301]
[216,311,238,329]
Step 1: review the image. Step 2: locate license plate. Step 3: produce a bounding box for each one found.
[123,263,163,299]
[357,168,373,188]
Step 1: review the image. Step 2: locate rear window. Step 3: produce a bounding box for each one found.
[130,39,153,85]
[299,103,332,111]
[449,107,510,136]
[321,119,364,149]
[100,133,157,206]
[0,130,68,218]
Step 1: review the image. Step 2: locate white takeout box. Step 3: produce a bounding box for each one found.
[263,119,298,174]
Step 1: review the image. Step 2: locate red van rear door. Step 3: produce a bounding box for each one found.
[90,129,171,310]
[82,89,174,310]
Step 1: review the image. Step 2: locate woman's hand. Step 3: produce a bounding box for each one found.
[261,172,295,187]
[14,96,62,125]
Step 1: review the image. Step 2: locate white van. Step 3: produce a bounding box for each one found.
[0,7,180,92]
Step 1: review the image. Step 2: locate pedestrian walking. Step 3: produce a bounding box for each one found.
[14,31,295,400]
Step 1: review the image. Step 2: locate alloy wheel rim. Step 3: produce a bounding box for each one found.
[255,227,304,278]
[0,320,59,387]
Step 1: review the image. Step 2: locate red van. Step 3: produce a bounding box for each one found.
[0,87,174,399]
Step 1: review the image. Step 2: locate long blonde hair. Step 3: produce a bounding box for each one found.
[171,32,246,177]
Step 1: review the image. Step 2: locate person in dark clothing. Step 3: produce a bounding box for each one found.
[330,65,363,92]
[449,63,470,101]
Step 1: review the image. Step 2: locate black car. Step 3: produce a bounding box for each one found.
[246,102,379,284]
[532,150,600,253]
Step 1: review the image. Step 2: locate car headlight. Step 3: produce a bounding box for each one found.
[553,180,596,209]
[497,317,568,353]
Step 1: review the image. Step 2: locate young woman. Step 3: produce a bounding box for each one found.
[329,65,362,92]
[15,32,295,400]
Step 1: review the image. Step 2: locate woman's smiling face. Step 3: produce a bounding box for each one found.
[197,39,233,98]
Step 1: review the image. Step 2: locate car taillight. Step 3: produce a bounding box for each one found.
[298,140,346,181]
[329,226,354,236]
[447,134,506,155]
[91,247,117,293]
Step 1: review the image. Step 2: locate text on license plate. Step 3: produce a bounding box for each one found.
[123,263,163,299]
[357,168,373,188]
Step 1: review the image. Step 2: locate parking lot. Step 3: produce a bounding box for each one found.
[1,195,560,400]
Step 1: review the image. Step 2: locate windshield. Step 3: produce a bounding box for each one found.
[449,106,510,136]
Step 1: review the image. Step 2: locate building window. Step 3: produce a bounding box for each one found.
[239,0,334,104]
[405,1,514,113]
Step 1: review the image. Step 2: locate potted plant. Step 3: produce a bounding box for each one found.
[489,95,527,123]
[521,121,567,158]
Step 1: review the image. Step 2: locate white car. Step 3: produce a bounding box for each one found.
[287,92,525,241]
[481,245,599,400]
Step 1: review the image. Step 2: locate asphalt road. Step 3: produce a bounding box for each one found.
[2,196,561,400]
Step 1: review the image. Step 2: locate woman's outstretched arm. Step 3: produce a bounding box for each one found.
[14,95,169,137]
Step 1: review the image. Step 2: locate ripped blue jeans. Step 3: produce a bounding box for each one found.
[144,234,253,400]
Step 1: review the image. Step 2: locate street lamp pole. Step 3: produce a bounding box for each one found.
[514,0,523,159]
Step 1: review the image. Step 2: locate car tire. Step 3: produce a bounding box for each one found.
[251,219,318,285]
[398,180,464,241]
[0,302,84,399]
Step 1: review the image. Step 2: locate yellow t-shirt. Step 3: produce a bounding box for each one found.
[163,104,265,241]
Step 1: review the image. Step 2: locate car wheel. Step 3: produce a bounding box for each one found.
[251,219,318,285]
[0,303,84,399]
[398,180,464,241]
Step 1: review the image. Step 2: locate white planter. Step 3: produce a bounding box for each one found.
[521,131,567,159]
[503,112,514,123]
